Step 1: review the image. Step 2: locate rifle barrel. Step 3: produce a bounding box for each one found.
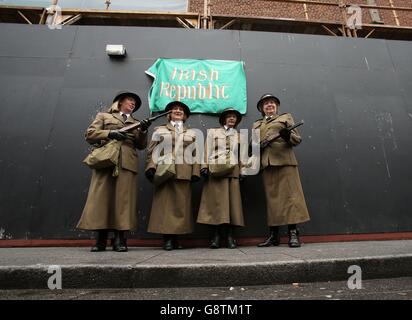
[119,110,172,133]
[261,121,304,145]
[148,110,172,122]
[287,121,304,131]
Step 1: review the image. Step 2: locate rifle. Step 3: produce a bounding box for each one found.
[119,110,171,133]
[260,121,304,149]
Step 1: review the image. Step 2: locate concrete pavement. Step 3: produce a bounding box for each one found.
[0,240,411,289]
[2,277,411,300]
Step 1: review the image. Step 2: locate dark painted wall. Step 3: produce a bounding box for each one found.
[0,24,411,240]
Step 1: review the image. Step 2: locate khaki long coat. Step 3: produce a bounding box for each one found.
[197,127,245,226]
[253,113,310,226]
[77,102,147,231]
[145,123,200,234]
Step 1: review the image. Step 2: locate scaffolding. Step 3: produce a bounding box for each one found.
[1,1,411,40]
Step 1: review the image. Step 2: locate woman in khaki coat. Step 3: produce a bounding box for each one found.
[77,91,151,252]
[253,94,310,248]
[197,108,245,249]
[145,101,200,251]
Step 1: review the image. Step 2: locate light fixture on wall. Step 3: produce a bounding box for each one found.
[106,45,126,57]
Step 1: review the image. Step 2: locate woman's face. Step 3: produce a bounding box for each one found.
[224,113,238,128]
[262,98,278,116]
[170,105,186,122]
[119,97,136,114]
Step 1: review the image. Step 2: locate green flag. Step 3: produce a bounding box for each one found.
[145,58,247,114]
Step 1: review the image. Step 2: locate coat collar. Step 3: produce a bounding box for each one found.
[112,112,136,124]
[166,122,187,133]
[125,115,136,124]
[264,114,280,123]
[220,126,237,136]
[254,114,283,129]
[113,112,124,122]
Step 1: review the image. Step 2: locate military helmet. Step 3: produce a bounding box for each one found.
[256,93,280,113]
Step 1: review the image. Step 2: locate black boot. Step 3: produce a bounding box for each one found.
[288,226,301,248]
[172,235,183,249]
[113,230,128,252]
[91,230,108,252]
[257,226,280,247]
[209,225,220,249]
[163,234,173,251]
[226,225,237,249]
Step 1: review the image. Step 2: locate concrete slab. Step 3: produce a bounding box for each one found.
[0,241,411,289]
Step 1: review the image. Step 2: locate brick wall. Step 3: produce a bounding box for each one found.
[189,0,412,27]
